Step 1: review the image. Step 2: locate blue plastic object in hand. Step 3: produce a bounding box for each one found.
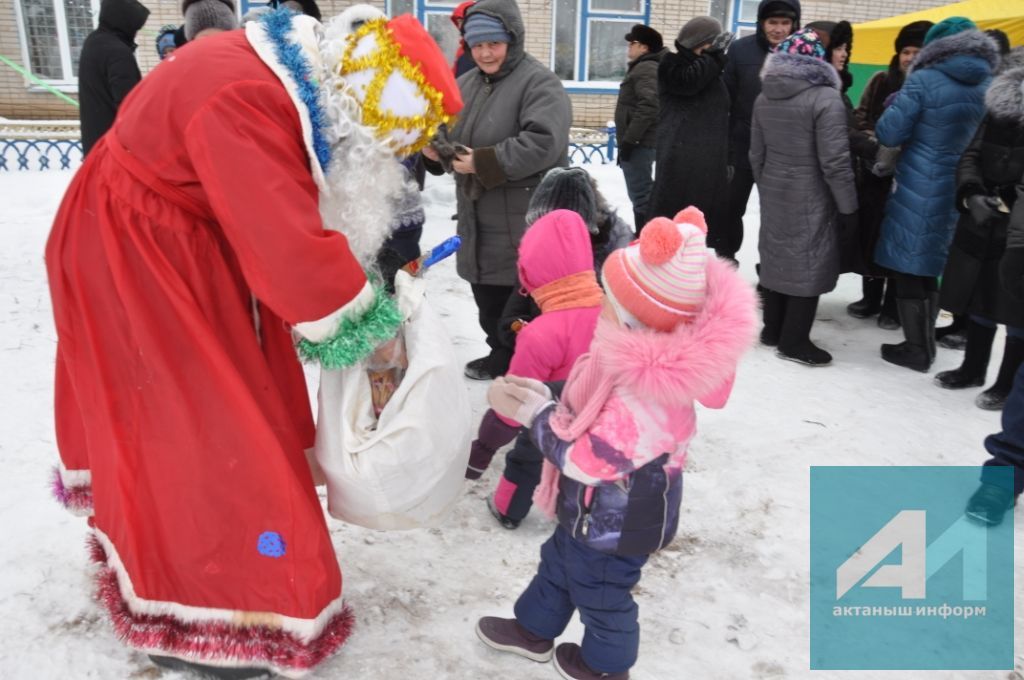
[401,235,462,275]
[422,235,462,268]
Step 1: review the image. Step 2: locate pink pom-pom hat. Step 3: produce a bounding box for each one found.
[601,209,708,331]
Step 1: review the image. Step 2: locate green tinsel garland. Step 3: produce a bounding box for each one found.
[296,286,402,369]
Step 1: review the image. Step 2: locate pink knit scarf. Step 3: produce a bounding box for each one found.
[533,319,620,518]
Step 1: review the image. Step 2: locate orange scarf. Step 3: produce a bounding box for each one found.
[530,270,604,313]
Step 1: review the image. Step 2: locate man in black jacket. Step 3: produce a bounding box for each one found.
[719,0,799,261]
[614,24,665,231]
[78,0,150,155]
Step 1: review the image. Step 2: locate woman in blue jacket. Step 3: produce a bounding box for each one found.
[874,17,999,371]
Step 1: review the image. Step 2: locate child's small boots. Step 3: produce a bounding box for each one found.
[553,643,629,680]
[475,617,553,662]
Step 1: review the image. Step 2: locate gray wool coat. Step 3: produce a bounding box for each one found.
[750,52,857,297]
[444,0,572,286]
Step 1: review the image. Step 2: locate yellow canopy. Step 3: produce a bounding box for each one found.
[852,0,1024,66]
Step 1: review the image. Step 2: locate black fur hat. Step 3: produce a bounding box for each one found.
[624,24,663,52]
[894,20,933,53]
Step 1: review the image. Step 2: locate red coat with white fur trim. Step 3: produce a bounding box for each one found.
[529,257,758,555]
[45,30,371,676]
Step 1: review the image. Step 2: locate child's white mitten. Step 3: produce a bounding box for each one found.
[487,377,553,427]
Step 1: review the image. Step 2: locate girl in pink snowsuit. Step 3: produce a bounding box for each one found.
[465,209,603,528]
[477,209,758,679]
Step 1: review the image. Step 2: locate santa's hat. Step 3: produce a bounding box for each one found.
[334,14,463,156]
[602,206,709,331]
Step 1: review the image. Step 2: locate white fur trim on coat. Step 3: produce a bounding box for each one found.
[292,280,375,342]
[245,9,405,268]
[245,15,327,191]
[59,462,91,487]
[93,528,346,646]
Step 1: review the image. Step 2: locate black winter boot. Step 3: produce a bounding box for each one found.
[761,289,784,347]
[847,277,884,318]
[964,483,1018,526]
[926,292,939,364]
[777,295,831,366]
[877,281,901,330]
[486,495,520,530]
[976,336,1024,410]
[935,320,996,389]
[881,298,932,372]
[937,313,968,350]
[149,656,272,679]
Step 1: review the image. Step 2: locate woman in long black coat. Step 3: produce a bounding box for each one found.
[647,17,730,245]
[936,48,1024,410]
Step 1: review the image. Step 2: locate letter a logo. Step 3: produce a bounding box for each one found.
[836,510,926,599]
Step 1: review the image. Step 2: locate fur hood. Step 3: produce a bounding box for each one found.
[594,257,758,406]
[760,51,841,98]
[910,29,1000,77]
[998,46,1024,74]
[986,62,1024,124]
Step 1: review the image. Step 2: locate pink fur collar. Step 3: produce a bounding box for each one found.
[594,257,758,405]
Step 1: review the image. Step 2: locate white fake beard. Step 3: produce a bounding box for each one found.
[314,12,405,269]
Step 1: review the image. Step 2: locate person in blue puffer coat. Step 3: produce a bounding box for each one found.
[874,17,999,372]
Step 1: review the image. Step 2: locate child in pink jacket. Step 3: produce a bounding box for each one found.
[477,209,758,679]
[465,209,603,529]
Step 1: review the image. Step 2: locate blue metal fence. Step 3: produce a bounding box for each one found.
[0,128,616,171]
[567,125,616,165]
[0,138,83,171]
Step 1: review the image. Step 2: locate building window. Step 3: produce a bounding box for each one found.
[553,0,649,89]
[387,0,461,65]
[730,0,759,38]
[15,0,98,84]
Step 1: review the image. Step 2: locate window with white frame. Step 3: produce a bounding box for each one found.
[730,0,759,38]
[15,0,98,84]
[553,0,649,88]
[387,0,461,65]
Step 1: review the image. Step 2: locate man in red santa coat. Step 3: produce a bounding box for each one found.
[45,6,461,677]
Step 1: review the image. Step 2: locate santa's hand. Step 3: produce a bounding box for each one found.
[487,378,552,427]
[502,374,553,400]
[421,145,441,162]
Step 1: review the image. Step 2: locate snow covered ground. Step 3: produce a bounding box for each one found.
[1,165,1021,680]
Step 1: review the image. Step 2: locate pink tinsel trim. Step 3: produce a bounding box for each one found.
[87,536,354,673]
[51,467,93,514]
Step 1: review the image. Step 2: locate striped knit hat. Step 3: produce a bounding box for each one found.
[602,206,708,331]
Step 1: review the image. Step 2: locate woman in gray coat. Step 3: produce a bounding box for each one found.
[750,28,857,365]
[423,0,572,380]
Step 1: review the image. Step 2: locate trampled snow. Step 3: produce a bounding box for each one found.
[0,166,1020,679]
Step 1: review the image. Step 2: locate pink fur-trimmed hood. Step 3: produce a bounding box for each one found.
[594,257,758,405]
